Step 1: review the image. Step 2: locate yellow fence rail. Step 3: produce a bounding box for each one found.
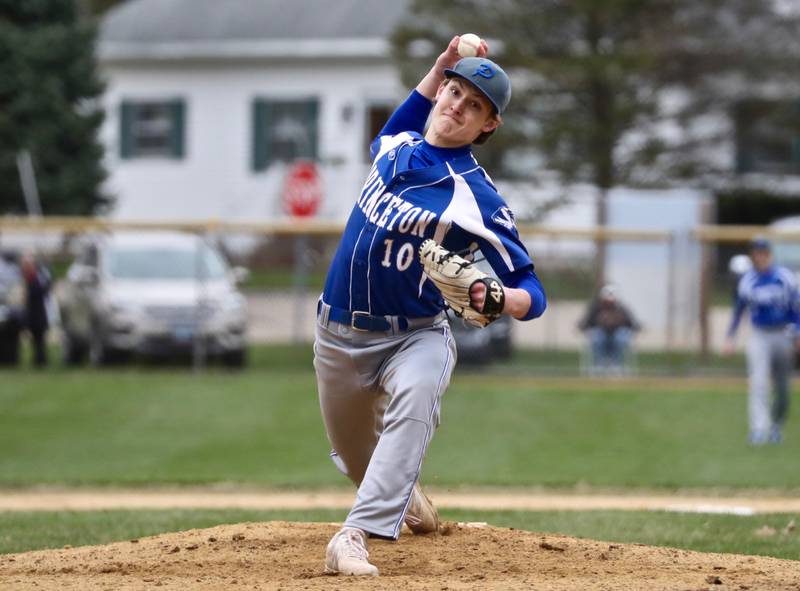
[0,216,677,242]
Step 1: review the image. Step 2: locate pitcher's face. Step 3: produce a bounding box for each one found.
[428,79,498,147]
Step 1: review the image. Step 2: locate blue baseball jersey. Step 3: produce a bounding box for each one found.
[322,90,546,320]
[728,265,800,336]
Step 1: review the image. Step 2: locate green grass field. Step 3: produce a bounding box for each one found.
[0,350,792,489]
[2,344,798,559]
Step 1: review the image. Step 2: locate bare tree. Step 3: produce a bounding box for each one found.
[392,0,800,284]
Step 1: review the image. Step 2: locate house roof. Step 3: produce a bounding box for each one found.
[99,0,412,61]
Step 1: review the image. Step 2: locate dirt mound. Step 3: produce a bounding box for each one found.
[1,521,798,590]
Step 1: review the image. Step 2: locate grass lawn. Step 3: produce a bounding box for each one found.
[1,508,798,560]
[21,341,750,378]
[489,347,748,377]
[0,346,795,489]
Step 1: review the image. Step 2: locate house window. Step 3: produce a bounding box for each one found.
[365,103,395,162]
[735,99,800,175]
[120,100,185,159]
[252,99,318,171]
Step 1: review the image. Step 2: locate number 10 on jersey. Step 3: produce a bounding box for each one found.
[381,239,414,271]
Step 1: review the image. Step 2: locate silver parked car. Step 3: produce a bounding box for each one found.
[58,231,248,367]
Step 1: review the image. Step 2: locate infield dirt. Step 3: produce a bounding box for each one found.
[2,520,799,590]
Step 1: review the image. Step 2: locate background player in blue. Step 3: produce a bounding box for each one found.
[314,35,547,576]
[724,237,800,446]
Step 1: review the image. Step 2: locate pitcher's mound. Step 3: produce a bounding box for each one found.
[1,520,798,590]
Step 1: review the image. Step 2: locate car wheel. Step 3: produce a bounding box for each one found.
[491,335,513,360]
[89,331,107,367]
[89,330,126,367]
[62,333,88,366]
[221,348,246,369]
[0,330,20,365]
[486,316,512,359]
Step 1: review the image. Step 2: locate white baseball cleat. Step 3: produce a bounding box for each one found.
[404,481,440,534]
[324,527,379,576]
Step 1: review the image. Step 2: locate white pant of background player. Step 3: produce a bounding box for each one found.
[747,327,793,444]
[313,307,455,538]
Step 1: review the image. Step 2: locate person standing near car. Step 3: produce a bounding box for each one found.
[313,36,546,576]
[20,253,52,367]
[723,237,800,445]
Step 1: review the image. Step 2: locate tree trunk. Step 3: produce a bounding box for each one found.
[586,10,615,290]
[595,187,608,290]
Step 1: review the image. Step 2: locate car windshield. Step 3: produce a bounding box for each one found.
[107,244,227,280]
[772,241,800,272]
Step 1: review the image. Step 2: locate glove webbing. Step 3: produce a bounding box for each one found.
[432,249,488,277]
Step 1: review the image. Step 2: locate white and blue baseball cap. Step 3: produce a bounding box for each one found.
[444,57,512,114]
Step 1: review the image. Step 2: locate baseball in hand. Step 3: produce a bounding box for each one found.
[457,33,481,58]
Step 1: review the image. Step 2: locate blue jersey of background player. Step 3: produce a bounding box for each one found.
[727,258,799,336]
[724,237,800,445]
[315,36,546,577]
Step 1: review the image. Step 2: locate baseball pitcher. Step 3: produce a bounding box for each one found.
[314,35,547,576]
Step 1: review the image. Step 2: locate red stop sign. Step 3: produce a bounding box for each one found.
[282,160,322,217]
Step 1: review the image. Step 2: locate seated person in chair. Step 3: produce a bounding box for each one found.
[579,284,640,373]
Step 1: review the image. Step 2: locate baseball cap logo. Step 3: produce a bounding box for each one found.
[473,64,494,79]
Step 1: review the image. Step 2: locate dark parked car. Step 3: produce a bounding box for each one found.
[0,251,23,365]
[445,255,515,365]
[447,309,512,364]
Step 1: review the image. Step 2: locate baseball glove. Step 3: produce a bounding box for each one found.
[419,239,505,328]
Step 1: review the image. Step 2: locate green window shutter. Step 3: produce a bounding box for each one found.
[252,99,271,172]
[307,99,319,161]
[120,101,136,159]
[171,99,186,159]
[252,98,318,169]
[733,101,753,174]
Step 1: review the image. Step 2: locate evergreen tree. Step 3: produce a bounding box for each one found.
[0,0,110,215]
[80,0,126,17]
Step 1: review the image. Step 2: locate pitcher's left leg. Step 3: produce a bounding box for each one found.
[344,324,456,539]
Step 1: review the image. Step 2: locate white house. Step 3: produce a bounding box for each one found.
[98,0,800,223]
[98,0,411,222]
[95,1,800,350]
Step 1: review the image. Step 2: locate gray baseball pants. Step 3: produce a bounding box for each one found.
[747,327,793,438]
[313,309,456,540]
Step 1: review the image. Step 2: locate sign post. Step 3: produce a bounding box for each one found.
[282,161,322,343]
